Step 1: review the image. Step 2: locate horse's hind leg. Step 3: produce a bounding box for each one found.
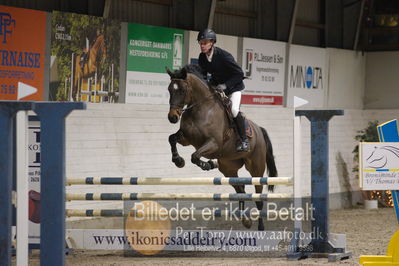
[254,185,265,231]
[245,149,267,231]
[218,159,252,229]
[168,130,187,168]
[247,171,266,231]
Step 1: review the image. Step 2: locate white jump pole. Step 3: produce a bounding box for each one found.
[87,78,92,103]
[16,111,28,266]
[70,53,74,101]
[292,96,308,251]
[100,75,105,103]
[108,66,111,94]
[64,77,68,99]
[77,72,80,101]
[111,64,114,94]
[94,72,97,103]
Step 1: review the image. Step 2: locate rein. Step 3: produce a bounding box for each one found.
[181,94,216,112]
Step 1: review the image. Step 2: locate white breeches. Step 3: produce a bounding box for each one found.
[229,91,241,118]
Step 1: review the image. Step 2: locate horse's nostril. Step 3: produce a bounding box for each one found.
[168,109,180,124]
[168,115,178,124]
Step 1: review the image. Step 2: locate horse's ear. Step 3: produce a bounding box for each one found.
[166,67,173,77]
[181,67,187,79]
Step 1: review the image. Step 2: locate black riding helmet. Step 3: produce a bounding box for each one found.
[197,29,217,43]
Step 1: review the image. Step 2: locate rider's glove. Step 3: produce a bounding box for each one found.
[216,84,227,92]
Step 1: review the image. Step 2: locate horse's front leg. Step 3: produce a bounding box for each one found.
[168,130,187,168]
[191,139,219,171]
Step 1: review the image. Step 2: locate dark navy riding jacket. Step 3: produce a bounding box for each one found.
[198,46,244,96]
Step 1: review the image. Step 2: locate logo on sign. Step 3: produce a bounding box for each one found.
[0,12,16,44]
[366,145,399,169]
[244,49,253,79]
[289,65,323,89]
[173,33,183,70]
[29,129,41,167]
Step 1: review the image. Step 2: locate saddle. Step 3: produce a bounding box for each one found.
[213,89,253,142]
[29,190,41,224]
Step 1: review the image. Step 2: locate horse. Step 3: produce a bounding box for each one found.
[72,34,106,101]
[366,145,399,169]
[166,65,278,231]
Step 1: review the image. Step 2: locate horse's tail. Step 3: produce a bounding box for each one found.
[260,127,278,192]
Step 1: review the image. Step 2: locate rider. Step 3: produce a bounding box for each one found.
[197,29,249,152]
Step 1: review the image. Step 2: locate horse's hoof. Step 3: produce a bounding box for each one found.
[208,160,218,169]
[242,218,252,229]
[173,156,185,168]
[200,162,211,171]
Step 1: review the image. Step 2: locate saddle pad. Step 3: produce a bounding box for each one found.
[245,119,254,138]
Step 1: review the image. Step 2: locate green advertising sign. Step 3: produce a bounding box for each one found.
[127,23,184,73]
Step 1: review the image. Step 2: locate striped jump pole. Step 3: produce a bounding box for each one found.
[66,177,292,186]
[66,192,293,201]
[66,209,282,218]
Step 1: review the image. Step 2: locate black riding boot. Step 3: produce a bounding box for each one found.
[234,112,250,152]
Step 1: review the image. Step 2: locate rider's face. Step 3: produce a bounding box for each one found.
[199,40,213,54]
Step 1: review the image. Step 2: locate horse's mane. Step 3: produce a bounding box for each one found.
[184,64,213,90]
[169,64,206,82]
[169,64,216,93]
[184,64,205,79]
[381,146,399,158]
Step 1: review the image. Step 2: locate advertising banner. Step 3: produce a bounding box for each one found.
[0,6,46,100]
[287,45,328,108]
[28,117,41,245]
[66,229,299,252]
[125,23,184,104]
[50,11,120,103]
[241,38,286,106]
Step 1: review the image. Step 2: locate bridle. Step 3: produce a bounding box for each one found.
[170,77,216,113]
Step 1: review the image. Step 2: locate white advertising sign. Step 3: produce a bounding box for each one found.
[241,38,286,106]
[28,117,41,245]
[125,71,170,104]
[287,45,328,108]
[360,142,399,190]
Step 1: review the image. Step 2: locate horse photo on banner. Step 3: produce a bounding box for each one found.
[49,11,121,103]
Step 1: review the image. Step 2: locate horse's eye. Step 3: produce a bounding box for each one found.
[173,83,179,90]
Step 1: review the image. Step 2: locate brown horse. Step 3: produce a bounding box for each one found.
[166,65,278,231]
[72,34,106,101]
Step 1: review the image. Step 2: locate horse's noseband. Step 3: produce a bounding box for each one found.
[169,105,183,115]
